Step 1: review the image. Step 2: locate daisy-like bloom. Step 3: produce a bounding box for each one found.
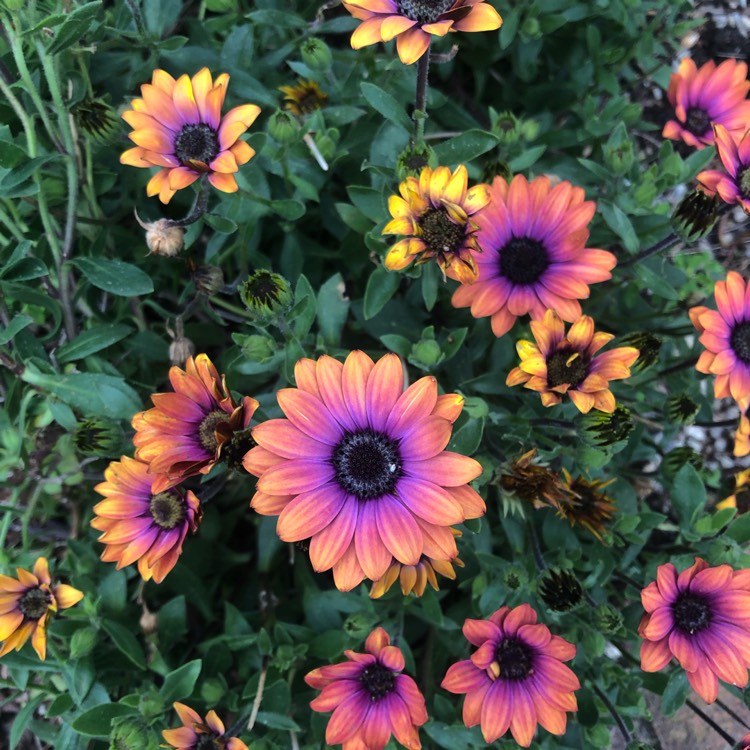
[662,57,750,149]
[441,603,580,747]
[735,402,750,457]
[92,457,202,584]
[639,557,750,704]
[450,175,617,338]
[133,354,259,491]
[245,351,485,591]
[279,78,328,118]
[120,68,261,204]
[383,165,490,283]
[370,549,463,598]
[305,627,428,750]
[558,470,617,541]
[498,448,574,511]
[162,702,248,750]
[506,310,639,414]
[689,271,750,403]
[0,557,83,660]
[344,0,503,66]
[698,125,750,214]
[741,731,750,750]
[716,468,750,514]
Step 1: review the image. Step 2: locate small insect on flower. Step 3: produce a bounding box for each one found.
[162,702,248,750]
[698,125,750,215]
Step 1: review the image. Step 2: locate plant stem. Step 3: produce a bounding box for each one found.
[168,177,210,227]
[591,682,632,745]
[686,699,736,745]
[528,522,547,570]
[413,45,431,143]
[620,232,681,267]
[247,656,269,731]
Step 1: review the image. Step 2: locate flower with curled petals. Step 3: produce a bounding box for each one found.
[344,1,502,65]
[638,558,750,704]
[383,164,490,283]
[244,351,485,592]
[698,124,750,214]
[689,272,750,403]
[370,546,463,598]
[162,702,248,750]
[662,57,750,149]
[120,68,260,204]
[132,354,259,492]
[441,603,580,747]
[450,175,617,338]
[0,557,83,660]
[506,310,639,414]
[305,627,427,750]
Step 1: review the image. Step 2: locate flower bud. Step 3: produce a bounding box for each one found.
[579,405,633,447]
[666,395,700,425]
[481,157,513,185]
[74,418,124,457]
[301,37,333,71]
[74,97,120,143]
[538,568,583,612]
[396,142,435,180]
[134,212,184,257]
[268,109,299,145]
[603,122,635,175]
[618,332,661,373]
[662,446,703,481]
[672,189,719,241]
[239,270,293,325]
[492,111,520,144]
[502,564,528,590]
[410,339,443,368]
[200,678,226,705]
[193,264,224,296]
[109,716,159,750]
[594,603,624,634]
[238,333,276,362]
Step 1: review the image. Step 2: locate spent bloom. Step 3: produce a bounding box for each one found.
[506,310,639,414]
[120,68,260,203]
[697,124,750,214]
[132,354,258,491]
[0,557,83,660]
[689,271,750,403]
[441,603,580,747]
[662,57,750,149]
[558,470,617,541]
[451,175,617,338]
[305,627,428,750]
[383,164,490,283]
[92,457,202,583]
[498,448,575,512]
[162,702,248,750]
[343,0,502,66]
[245,351,485,591]
[639,558,750,703]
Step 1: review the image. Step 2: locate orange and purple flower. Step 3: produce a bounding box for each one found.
[343,0,503,65]
[697,124,750,214]
[441,603,580,747]
[506,310,639,414]
[162,702,248,750]
[450,175,617,338]
[662,57,750,149]
[741,731,750,750]
[689,271,750,403]
[245,351,485,591]
[639,558,750,703]
[92,457,202,584]
[0,557,83,660]
[133,354,259,491]
[120,68,260,203]
[305,627,428,750]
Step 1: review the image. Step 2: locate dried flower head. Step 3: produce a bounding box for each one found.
[499,448,575,511]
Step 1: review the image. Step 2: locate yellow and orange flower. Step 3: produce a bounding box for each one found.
[279,79,328,118]
[506,310,639,414]
[344,0,502,65]
[717,468,750,514]
[0,557,83,660]
[383,165,490,283]
[163,702,248,750]
[120,68,260,204]
[736,402,750,457]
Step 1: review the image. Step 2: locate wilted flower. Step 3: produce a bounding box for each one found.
[134,214,185,257]
[559,470,617,541]
[73,96,119,142]
[697,125,750,215]
[666,395,700,425]
[579,404,634,447]
[671,189,720,241]
[716,468,750,514]
[499,448,574,511]
[538,568,583,612]
[162,702,248,750]
[239,270,294,324]
[279,78,328,118]
[192,264,224,296]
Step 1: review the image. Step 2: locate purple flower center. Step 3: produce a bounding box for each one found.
[731,322,750,364]
[19,587,51,619]
[495,636,534,680]
[739,168,750,199]
[499,236,549,285]
[546,350,588,389]
[684,107,711,138]
[199,409,229,452]
[397,0,455,23]
[174,123,219,166]
[360,663,396,700]
[672,591,712,635]
[150,492,186,530]
[332,430,402,500]
[419,208,466,258]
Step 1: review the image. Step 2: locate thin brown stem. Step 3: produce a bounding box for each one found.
[413,45,431,143]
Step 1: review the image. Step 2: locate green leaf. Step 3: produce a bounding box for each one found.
[380,334,412,358]
[0,126,26,168]
[291,275,317,338]
[203,213,238,234]
[508,145,547,171]
[254,711,301,731]
[421,262,439,312]
[448,418,484,455]
[661,669,690,716]
[364,266,400,320]
[599,202,639,254]
[70,703,138,738]
[0,314,33,345]
[160,659,202,703]
[246,9,307,27]
[1,281,62,340]
[57,323,133,363]
[47,693,75,718]
[434,129,499,164]
[271,199,306,220]
[360,82,411,131]
[0,256,48,282]
[671,464,706,529]
[335,202,372,234]
[46,2,101,55]
[347,186,385,223]
[70,257,153,297]
[10,694,45,750]
[102,621,147,669]
[0,155,58,198]
[316,273,350,346]
[63,658,94,705]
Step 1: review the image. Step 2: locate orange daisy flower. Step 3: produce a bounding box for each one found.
[162,702,248,750]
[0,557,83,660]
[120,68,261,204]
[343,0,503,65]
[506,310,639,414]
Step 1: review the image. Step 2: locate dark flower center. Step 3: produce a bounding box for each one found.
[739,168,750,199]
[195,736,221,750]
[736,487,750,514]
[496,637,534,680]
[419,208,466,257]
[499,236,550,285]
[684,107,711,138]
[222,428,256,473]
[397,0,455,23]
[546,350,588,388]
[673,591,712,635]
[332,430,402,500]
[245,271,283,306]
[731,322,750,364]
[199,409,229,453]
[360,663,396,701]
[149,492,187,530]
[174,123,219,166]
[19,587,51,619]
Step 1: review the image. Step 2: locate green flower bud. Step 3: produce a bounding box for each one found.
[492,111,520,144]
[603,122,635,175]
[239,270,293,325]
[411,339,443,368]
[138,690,164,719]
[200,678,226,705]
[70,626,99,658]
[73,97,120,143]
[239,333,276,363]
[666,395,700,425]
[74,418,124,457]
[396,142,435,180]
[481,157,513,185]
[579,405,633,447]
[618,332,661,373]
[521,16,541,37]
[538,568,583,612]
[109,716,158,750]
[502,564,528,590]
[520,119,540,141]
[301,37,333,71]
[193,264,225,296]
[594,603,624,634]
[268,109,299,145]
[662,446,703,482]
[671,189,719,242]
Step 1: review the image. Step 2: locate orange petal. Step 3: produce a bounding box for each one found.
[395,26,431,65]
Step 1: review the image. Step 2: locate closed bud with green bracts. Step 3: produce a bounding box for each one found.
[268,109,299,145]
[396,142,435,180]
[109,716,159,750]
[411,338,443,368]
[502,564,528,590]
[594,603,624,634]
[239,270,293,325]
[301,37,333,71]
[671,189,719,241]
[492,111,520,144]
[538,568,583,612]
[481,157,513,185]
[662,446,703,481]
[239,334,276,363]
[666,394,700,425]
[193,264,224,296]
[603,122,635,175]
[74,97,120,143]
[74,418,124,457]
[618,332,661,373]
[579,405,634,447]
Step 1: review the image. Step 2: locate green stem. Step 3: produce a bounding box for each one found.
[0,204,25,242]
[413,45,431,143]
[591,682,632,745]
[620,232,681,267]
